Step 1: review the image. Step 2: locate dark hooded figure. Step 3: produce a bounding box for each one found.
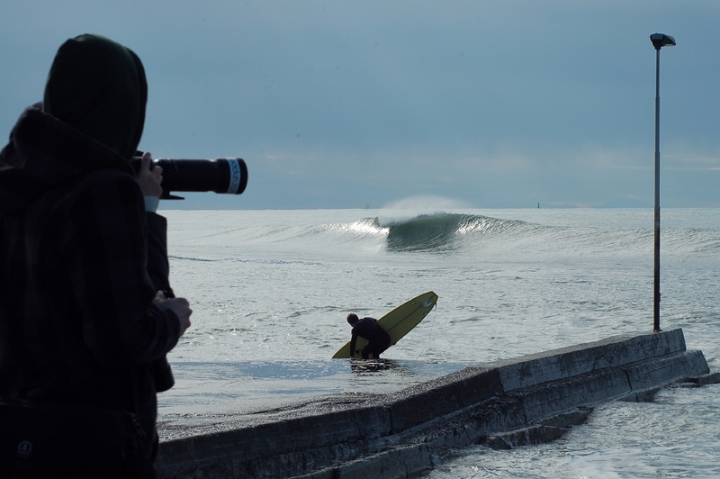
[0,34,192,477]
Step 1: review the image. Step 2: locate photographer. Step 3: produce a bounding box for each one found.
[0,34,191,477]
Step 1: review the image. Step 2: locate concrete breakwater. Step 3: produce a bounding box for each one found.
[155,328,715,479]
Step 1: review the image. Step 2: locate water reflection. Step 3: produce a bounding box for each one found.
[350,358,407,374]
[161,360,467,416]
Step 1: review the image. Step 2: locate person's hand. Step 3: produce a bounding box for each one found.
[154,291,192,336]
[137,151,163,198]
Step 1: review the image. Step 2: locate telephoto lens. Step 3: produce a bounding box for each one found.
[154,158,248,195]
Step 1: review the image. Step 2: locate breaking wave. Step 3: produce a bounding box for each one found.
[321,212,720,256]
[164,210,720,259]
[382,213,523,252]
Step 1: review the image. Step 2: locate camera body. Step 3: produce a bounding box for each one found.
[133,157,248,199]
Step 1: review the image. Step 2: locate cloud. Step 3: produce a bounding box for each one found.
[2,1,720,208]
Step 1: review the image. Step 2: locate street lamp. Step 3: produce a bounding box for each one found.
[650,33,675,332]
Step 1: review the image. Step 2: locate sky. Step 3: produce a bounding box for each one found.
[2,1,719,210]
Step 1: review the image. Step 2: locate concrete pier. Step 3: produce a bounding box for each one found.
[155,328,715,479]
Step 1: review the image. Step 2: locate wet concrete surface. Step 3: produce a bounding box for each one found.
[155,329,715,479]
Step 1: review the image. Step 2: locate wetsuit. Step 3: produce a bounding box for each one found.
[350,317,391,359]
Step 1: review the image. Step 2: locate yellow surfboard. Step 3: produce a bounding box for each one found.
[332,291,438,359]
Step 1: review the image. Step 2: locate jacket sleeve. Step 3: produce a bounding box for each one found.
[59,169,180,366]
[145,211,174,298]
[144,210,177,391]
[145,211,176,391]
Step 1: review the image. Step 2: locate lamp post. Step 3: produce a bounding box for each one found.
[650,33,675,332]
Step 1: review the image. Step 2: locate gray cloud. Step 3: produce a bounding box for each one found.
[1,0,719,209]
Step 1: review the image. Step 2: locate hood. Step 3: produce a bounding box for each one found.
[43,34,147,161]
[0,34,146,215]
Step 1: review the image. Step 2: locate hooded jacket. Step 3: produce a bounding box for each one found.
[0,35,179,439]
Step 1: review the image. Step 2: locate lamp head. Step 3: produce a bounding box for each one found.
[650,33,676,50]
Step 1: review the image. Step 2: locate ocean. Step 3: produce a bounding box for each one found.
[157,207,720,478]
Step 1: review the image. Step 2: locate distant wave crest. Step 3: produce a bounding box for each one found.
[167,211,720,261]
[316,213,523,252]
[382,213,523,252]
[319,217,388,239]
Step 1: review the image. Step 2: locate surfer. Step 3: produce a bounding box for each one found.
[347,313,392,359]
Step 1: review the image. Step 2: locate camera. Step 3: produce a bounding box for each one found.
[133,157,248,199]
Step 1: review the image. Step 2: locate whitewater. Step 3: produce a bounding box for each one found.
[157,207,720,478]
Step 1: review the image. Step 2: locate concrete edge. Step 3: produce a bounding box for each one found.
[156,328,712,479]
